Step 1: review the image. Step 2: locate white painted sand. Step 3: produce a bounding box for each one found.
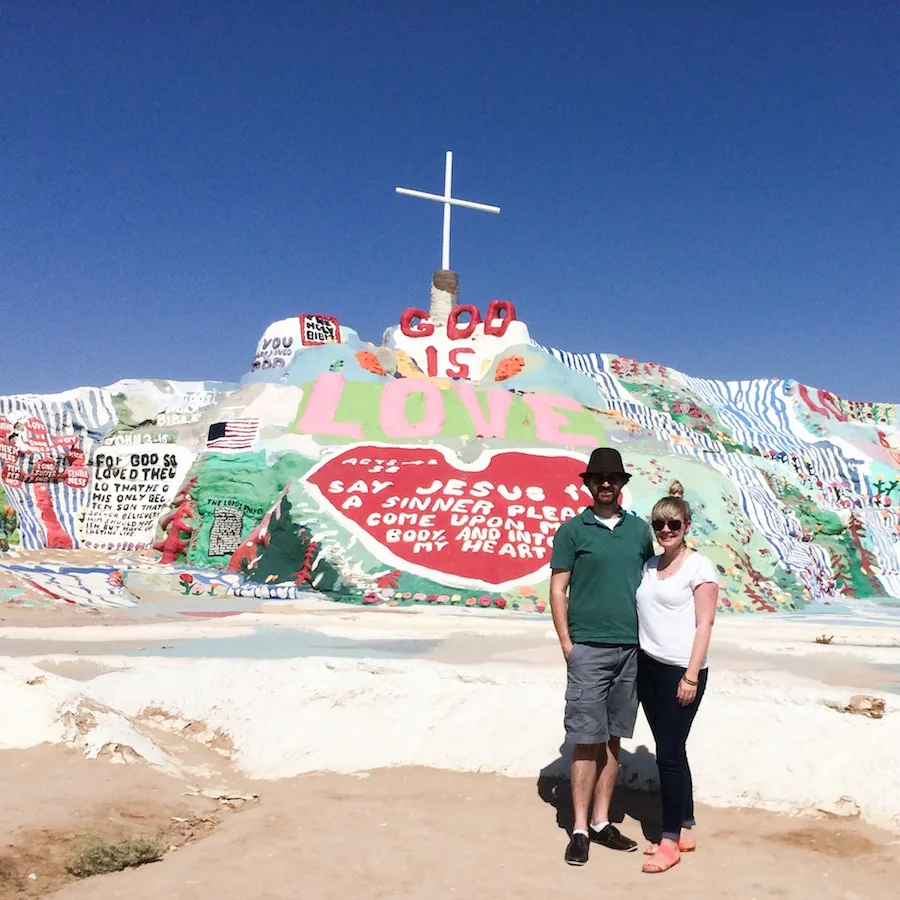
[1,603,899,833]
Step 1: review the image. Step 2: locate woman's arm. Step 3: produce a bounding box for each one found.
[676,580,718,706]
[684,582,718,681]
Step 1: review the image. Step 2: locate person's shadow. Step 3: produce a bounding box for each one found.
[536,741,663,843]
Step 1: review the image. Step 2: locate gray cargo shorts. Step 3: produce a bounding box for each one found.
[564,643,639,744]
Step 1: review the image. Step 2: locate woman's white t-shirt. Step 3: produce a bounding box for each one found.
[636,551,718,668]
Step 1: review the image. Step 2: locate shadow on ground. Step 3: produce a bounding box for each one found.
[536,742,663,843]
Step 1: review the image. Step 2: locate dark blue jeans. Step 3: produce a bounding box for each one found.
[637,650,708,842]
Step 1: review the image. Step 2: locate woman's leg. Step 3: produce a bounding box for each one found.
[637,651,661,741]
[652,664,706,842]
[681,669,708,836]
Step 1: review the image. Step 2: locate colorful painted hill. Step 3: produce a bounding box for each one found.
[2,302,898,614]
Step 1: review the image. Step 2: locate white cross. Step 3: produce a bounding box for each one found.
[395,151,500,271]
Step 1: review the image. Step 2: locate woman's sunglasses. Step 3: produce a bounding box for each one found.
[652,518,683,533]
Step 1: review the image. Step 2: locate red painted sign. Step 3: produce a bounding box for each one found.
[64,465,90,489]
[305,445,588,587]
[1,464,23,488]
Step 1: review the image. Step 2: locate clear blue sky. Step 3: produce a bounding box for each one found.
[3,2,898,401]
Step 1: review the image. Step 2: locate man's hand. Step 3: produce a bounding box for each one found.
[561,639,574,661]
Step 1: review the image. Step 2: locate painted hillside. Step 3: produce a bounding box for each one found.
[1,302,898,614]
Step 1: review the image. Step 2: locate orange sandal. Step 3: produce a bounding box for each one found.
[644,838,695,855]
[642,842,680,874]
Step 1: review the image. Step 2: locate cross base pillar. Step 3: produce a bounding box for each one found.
[429,269,459,326]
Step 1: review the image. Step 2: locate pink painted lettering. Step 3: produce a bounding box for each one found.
[381,380,445,438]
[522,394,596,447]
[452,383,513,438]
[296,372,363,439]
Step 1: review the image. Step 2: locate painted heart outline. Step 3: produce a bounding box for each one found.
[303,443,596,590]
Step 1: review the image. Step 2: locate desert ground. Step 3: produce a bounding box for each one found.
[3,558,900,898]
[0,745,897,900]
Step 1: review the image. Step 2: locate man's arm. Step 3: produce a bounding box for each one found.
[642,521,656,563]
[549,568,573,660]
[549,525,576,660]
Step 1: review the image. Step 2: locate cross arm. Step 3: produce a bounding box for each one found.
[394,187,500,214]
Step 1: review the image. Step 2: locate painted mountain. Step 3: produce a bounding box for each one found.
[2,303,898,615]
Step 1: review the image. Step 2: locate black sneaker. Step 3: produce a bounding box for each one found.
[564,832,590,865]
[590,823,638,852]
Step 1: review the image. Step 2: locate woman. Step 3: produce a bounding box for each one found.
[635,481,718,874]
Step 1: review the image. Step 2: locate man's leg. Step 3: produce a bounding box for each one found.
[563,644,613,865]
[571,742,601,833]
[589,647,639,852]
[590,736,620,826]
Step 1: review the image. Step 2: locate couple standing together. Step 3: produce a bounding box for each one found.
[549,447,719,875]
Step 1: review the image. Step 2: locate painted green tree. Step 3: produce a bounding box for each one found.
[0,502,18,552]
[241,494,341,589]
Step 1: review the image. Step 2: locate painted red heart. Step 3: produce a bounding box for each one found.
[304,445,591,589]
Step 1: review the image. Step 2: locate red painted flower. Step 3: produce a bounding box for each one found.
[179,574,194,584]
[493,597,507,609]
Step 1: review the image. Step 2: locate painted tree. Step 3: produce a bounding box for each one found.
[293,524,320,585]
[225,485,288,574]
[845,515,885,595]
[153,477,198,564]
[0,504,18,552]
[240,493,310,584]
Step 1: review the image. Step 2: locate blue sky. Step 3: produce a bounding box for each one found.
[3,2,898,401]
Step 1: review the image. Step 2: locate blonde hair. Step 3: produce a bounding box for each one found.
[651,480,692,523]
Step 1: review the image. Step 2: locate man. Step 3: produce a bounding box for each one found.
[549,446,654,866]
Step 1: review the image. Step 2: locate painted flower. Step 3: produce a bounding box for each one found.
[518,585,537,597]
[355,350,385,376]
[493,597,507,609]
[494,355,525,382]
[363,591,381,604]
[450,594,462,604]
[535,603,546,613]
[426,594,438,602]
[465,596,476,606]
[179,574,194,584]
[413,592,426,601]
[478,595,492,607]
[436,595,450,603]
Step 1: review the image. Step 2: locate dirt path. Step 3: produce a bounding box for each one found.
[1,750,896,900]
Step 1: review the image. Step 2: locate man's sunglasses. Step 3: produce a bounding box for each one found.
[652,518,683,532]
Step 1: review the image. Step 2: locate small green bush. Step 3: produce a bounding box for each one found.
[67,835,163,878]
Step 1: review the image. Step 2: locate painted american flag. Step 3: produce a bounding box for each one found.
[206,419,259,451]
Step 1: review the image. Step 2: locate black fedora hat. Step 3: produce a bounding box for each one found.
[579,447,631,481]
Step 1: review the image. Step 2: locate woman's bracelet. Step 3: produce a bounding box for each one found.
[681,675,698,686]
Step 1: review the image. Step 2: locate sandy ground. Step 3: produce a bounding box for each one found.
[0,748,896,900]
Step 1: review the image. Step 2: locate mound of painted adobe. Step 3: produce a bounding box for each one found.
[1,303,899,614]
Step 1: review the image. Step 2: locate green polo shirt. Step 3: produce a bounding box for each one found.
[550,507,655,645]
